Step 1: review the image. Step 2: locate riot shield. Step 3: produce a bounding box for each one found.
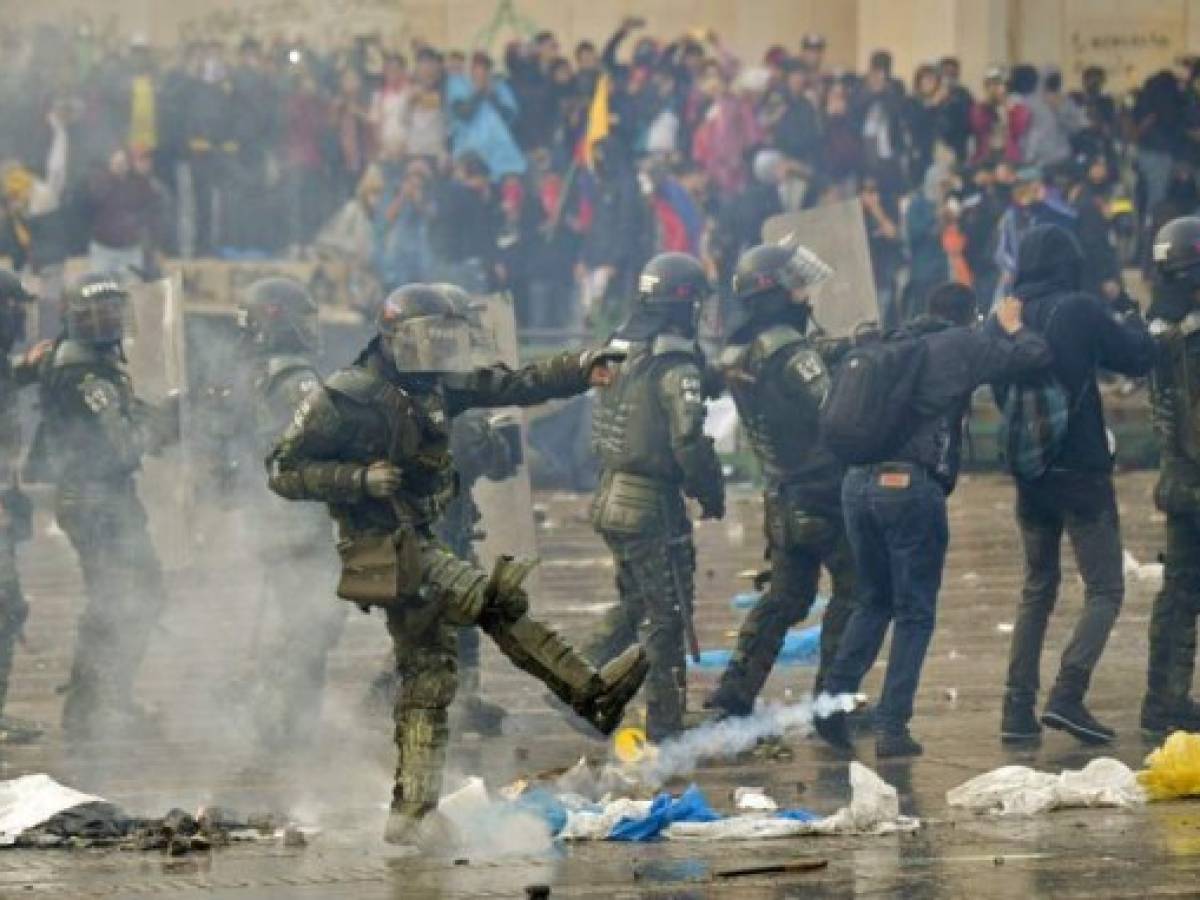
[762,199,879,338]
[124,274,194,570]
[470,292,540,576]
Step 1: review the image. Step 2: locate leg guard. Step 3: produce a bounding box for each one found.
[389,617,458,817]
[0,530,28,715]
[709,536,821,716]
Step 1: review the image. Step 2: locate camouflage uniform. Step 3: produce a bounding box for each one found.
[368,410,518,729]
[268,343,640,823]
[587,334,724,740]
[1143,306,1200,733]
[243,353,347,749]
[34,340,173,737]
[706,324,855,716]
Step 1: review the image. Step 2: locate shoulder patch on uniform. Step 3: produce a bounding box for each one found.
[78,376,119,414]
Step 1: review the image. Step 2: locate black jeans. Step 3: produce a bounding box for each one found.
[1004,472,1124,708]
[825,464,949,734]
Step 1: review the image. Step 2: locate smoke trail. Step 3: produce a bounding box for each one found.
[636,693,857,788]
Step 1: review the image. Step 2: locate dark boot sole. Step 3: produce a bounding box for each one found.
[1000,731,1042,745]
[1041,711,1114,745]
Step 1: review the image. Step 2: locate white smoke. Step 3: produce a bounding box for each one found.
[636,693,858,788]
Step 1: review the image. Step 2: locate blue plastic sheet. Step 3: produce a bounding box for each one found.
[510,788,568,837]
[690,624,822,670]
[732,592,829,613]
[776,808,821,823]
[608,784,721,842]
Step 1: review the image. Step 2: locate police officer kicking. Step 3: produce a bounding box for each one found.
[267,284,647,847]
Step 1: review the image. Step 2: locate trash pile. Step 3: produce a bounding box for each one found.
[437,759,918,844]
[1139,731,1200,801]
[947,758,1145,816]
[0,774,309,853]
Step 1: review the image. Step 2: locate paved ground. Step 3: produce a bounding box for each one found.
[0,470,1197,897]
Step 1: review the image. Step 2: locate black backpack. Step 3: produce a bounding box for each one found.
[819,335,929,465]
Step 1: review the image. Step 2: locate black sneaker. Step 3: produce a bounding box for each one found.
[876,730,923,759]
[813,710,853,750]
[1041,699,1115,745]
[1001,702,1042,745]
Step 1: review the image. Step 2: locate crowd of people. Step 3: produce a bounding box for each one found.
[3,18,1200,336]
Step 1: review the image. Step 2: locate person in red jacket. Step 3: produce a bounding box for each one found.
[970,66,1030,164]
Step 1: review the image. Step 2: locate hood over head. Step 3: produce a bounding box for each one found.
[1012,223,1084,301]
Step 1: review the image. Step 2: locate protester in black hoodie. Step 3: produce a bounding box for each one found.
[997,224,1155,747]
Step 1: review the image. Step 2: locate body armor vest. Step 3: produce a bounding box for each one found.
[36,341,139,485]
[1164,314,1200,466]
[720,325,836,489]
[322,359,457,530]
[591,336,696,485]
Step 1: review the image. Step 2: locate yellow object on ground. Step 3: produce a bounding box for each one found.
[613,726,656,764]
[1138,731,1200,800]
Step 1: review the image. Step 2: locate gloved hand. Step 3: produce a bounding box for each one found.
[582,347,628,387]
[363,461,403,498]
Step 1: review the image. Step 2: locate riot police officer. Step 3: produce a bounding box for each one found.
[586,253,724,741]
[1143,216,1200,737]
[0,271,46,742]
[267,284,647,846]
[366,283,520,735]
[235,277,347,750]
[704,242,857,718]
[32,274,179,741]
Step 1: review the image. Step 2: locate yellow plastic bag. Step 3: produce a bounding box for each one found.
[1138,731,1200,800]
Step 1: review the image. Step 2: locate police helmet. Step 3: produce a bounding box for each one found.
[64,274,128,345]
[238,277,319,351]
[377,284,472,374]
[732,241,833,305]
[637,253,712,307]
[1153,216,1200,285]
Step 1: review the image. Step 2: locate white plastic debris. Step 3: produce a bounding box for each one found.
[1122,550,1164,588]
[559,798,652,841]
[996,623,1014,634]
[0,774,103,845]
[946,758,1145,816]
[667,763,919,841]
[734,787,778,812]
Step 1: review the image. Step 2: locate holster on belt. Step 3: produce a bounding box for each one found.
[335,526,422,608]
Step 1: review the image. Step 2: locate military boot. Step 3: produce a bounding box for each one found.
[487,613,648,736]
[383,808,460,850]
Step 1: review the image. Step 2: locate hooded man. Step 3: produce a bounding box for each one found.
[997,224,1155,746]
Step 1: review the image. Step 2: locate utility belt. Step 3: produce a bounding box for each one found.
[591,470,683,535]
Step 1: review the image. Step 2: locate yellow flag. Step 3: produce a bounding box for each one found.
[581,73,611,167]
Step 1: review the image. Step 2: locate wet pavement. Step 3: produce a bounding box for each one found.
[2,471,1199,897]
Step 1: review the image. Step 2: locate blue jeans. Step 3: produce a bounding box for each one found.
[825,465,949,734]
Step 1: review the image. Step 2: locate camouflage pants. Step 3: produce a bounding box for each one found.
[254,543,347,750]
[587,526,694,741]
[708,495,856,717]
[0,525,28,716]
[1144,511,1200,718]
[55,485,167,731]
[385,537,598,817]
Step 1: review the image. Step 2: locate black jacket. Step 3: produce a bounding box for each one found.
[1001,224,1155,475]
[894,316,1052,492]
